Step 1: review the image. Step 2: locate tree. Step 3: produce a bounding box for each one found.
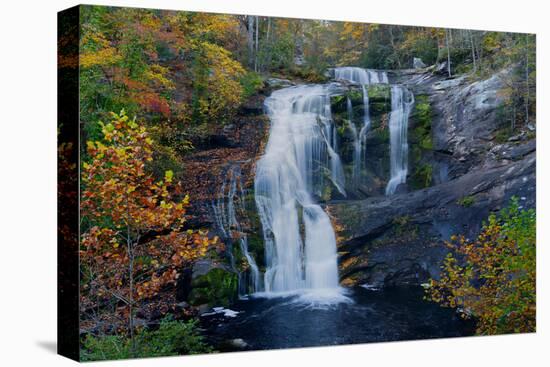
[80,110,217,354]
[427,198,535,335]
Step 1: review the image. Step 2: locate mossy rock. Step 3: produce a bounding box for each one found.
[367,85,391,102]
[246,233,265,269]
[188,268,238,307]
[408,94,434,190]
[369,101,391,116]
[410,94,433,150]
[330,87,365,118]
[347,89,364,105]
[367,85,391,116]
[330,95,347,114]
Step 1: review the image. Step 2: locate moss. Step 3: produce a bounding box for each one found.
[410,163,433,190]
[331,89,364,123]
[391,215,419,238]
[330,95,347,116]
[372,126,390,143]
[457,195,475,207]
[408,95,434,191]
[246,233,265,269]
[188,268,238,307]
[411,94,433,150]
[321,184,333,202]
[494,127,512,143]
[347,89,363,105]
[393,215,410,226]
[368,84,391,102]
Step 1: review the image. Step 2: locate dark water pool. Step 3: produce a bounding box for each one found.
[201,286,475,352]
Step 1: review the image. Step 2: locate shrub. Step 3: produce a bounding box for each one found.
[240,72,264,99]
[81,317,213,361]
[427,197,536,335]
[457,195,475,207]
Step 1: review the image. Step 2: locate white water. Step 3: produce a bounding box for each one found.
[334,67,389,85]
[334,67,388,187]
[211,67,412,304]
[254,85,348,302]
[385,85,414,195]
[212,164,262,296]
[346,97,361,185]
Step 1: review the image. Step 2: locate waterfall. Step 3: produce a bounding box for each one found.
[346,97,361,185]
[254,85,348,302]
[334,66,388,86]
[359,85,371,163]
[212,164,262,296]
[334,67,387,187]
[385,85,414,195]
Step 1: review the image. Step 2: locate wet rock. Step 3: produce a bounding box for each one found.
[229,338,248,348]
[393,183,409,195]
[188,265,238,307]
[218,338,249,351]
[434,61,449,75]
[265,77,294,89]
[413,57,426,69]
[332,152,535,288]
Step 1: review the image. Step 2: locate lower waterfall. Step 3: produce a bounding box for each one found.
[211,68,414,303]
[254,85,348,302]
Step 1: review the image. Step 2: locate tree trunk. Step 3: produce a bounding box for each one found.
[247,16,254,68]
[389,26,401,68]
[469,30,477,73]
[126,196,135,357]
[254,16,259,72]
[445,29,452,77]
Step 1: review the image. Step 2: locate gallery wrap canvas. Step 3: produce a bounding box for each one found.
[58,4,536,362]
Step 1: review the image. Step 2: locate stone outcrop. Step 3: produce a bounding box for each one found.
[330,68,536,288]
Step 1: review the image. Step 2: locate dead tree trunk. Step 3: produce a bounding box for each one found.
[469,30,477,73]
[254,16,259,72]
[445,29,452,77]
[247,16,254,69]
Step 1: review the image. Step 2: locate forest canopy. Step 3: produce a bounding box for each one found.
[79,6,535,169]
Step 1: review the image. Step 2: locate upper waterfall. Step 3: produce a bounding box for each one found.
[385,85,414,195]
[334,67,388,187]
[334,67,389,85]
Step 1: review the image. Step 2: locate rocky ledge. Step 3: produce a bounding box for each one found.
[331,66,536,288]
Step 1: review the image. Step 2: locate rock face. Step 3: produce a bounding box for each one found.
[331,68,536,288]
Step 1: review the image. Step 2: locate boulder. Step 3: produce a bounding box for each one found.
[413,57,426,69]
[265,77,294,89]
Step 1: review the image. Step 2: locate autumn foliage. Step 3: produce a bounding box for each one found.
[80,110,218,335]
[427,198,535,335]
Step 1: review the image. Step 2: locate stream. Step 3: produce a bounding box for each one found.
[202,286,474,351]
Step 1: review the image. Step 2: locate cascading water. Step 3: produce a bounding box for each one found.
[334,67,388,186]
[334,67,388,85]
[385,85,414,195]
[210,67,413,304]
[346,97,361,185]
[212,164,262,296]
[254,85,348,302]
